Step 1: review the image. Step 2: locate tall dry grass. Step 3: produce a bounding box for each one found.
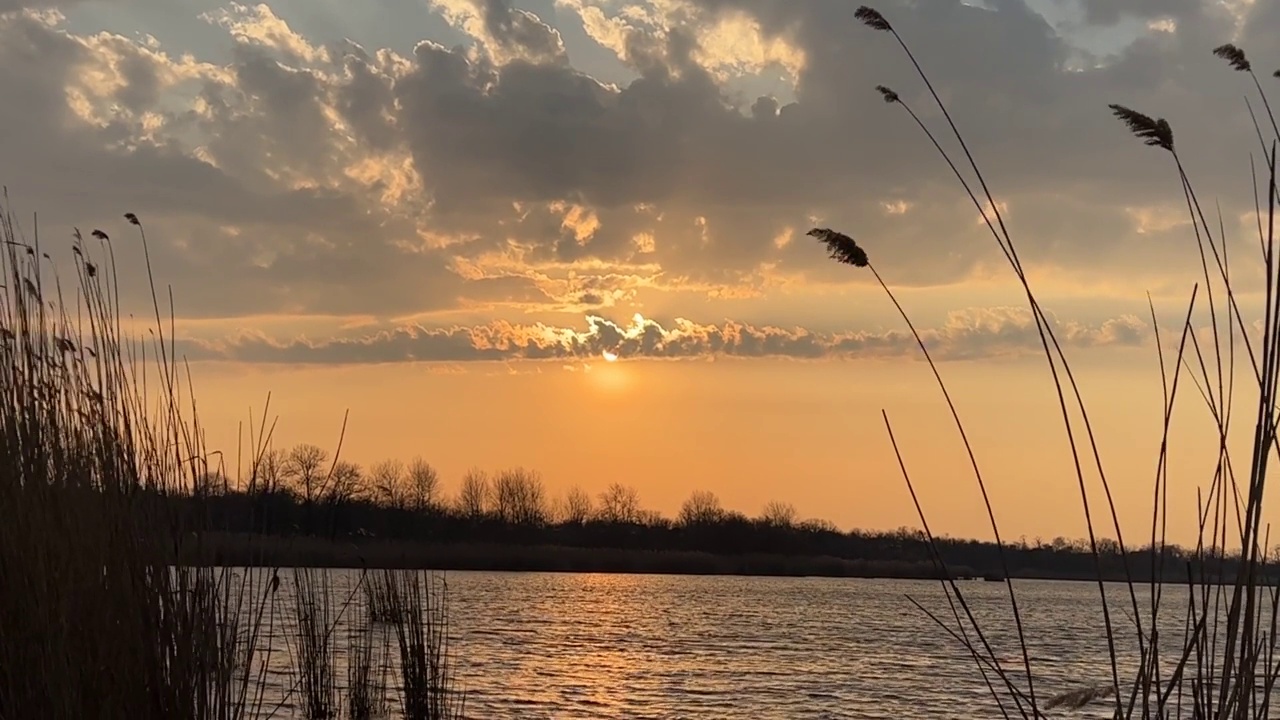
[0,200,464,719]
[830,6,1280,718]
[380,570,465,720]
[0,201,274,719]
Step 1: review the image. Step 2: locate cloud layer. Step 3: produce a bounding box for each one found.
[184,307,1150,364]
[0,0,1274,362]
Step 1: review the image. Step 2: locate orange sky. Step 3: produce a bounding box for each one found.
[6,0,1280,545]
[185,339,1261,546]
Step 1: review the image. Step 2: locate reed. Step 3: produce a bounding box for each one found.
[289,568,340,719]
[0,197,464,719]
[364,569,404,624]
[831,5,1280,718]
[346,589,391,720]
[0,200,276,719]
[380,570,465,720]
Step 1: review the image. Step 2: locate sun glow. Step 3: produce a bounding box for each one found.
[602,350,619,362]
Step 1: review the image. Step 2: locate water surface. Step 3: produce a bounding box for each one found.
[252,570,1187,719]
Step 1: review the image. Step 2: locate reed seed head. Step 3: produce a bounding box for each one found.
[1213,44,1251,72]
[854,6,892,32]
[91,229,109,241]
[1108,104,1174,152]
[1274,69,1280,77]
[124,212,140,226]
[875,85,900,104]
[808,228,870,268]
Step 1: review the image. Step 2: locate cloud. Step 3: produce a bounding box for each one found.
[182,307,1151,364]
[431,0,569,65]
[0,0,1275,338]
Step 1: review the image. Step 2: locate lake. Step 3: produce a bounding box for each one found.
[250,569,1181,719]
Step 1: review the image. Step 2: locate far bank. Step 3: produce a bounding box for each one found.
[183,532,1262,584]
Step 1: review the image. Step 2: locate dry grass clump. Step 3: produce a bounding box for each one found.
[0,203,275,719]
[289,568,340,719]
[364,569,404,624]
[346,592,392,720]
[839,4,1280,718]
[380,570,466,720]
[0,199,465,719]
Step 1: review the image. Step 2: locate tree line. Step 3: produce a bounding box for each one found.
[177,442,1265,583]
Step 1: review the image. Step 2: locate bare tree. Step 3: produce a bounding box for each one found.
[798,517,839,534]
[597,483,641,524]
[326,461,365,504]
[491,468,547,526]
[562,485,593,525]
[369,459,408,509]
[407,457,440,511]
[761,500,797,528]
[285,443,330,503]
[456,469,489,519]
[678,490,724,527]
[252,447,287,495]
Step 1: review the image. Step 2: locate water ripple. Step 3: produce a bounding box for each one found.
[246,570,1204,719]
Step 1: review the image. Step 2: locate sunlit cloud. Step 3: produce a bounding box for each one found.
[181,308,1151,365]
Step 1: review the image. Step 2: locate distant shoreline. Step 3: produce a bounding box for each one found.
[183,532,1200,583]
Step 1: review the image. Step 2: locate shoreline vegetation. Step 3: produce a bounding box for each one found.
[186,530,1280,584]
[843,3,1280,717]
[0,208,466,719]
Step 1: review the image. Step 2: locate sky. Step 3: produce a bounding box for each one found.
[2,0,1279,544]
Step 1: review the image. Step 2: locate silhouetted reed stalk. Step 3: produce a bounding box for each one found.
[0,201,275,719]
[347,591,391,720]
[289,568,339,719]
[835,5,1280,718]
[811,226,1031,713]
[365,569,404,624]
[0,198,466,719]
[380,570,465,720]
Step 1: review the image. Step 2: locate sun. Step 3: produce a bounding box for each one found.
[601,350,619,363]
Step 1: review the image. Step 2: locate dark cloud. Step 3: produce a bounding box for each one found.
[181,307,1151,364]
[0,0,1274,330]
[476,0,567,64]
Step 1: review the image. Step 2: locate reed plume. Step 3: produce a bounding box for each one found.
[1213,43,1251,73]
[1108,105,1175,153]
[854,6,892,32]
[807,228,869,268]
[875,85,900,104]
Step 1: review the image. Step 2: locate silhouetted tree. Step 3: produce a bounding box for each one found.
[562,485,592,525]
[285,443,330,504]
[370,459,408,509]
[406,457,440,511]
[597,483,641,523]
[250,447,287,495]
[799,518,838,534]
[457,469,488,519]
[492,468,547,526]
[761,500,797,528]
[326,461,364,504]
[678,490,724,527]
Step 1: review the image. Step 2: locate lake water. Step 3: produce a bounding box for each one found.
[247,569,1192,719]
